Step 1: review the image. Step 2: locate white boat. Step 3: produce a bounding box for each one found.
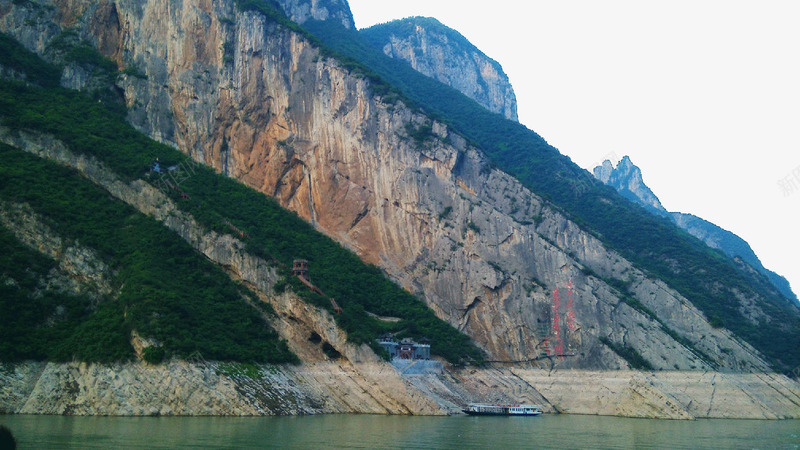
[462,403,543,416]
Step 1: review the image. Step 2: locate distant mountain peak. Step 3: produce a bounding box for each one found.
[274,0,356,29]
[361,16,519,121]
[593,155,667,215]
[593,156,798,304]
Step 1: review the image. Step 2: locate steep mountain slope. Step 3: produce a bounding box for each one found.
[2,0,798,374]
[0,144,298,364]
[296,8,800,371]
[361,17,519,121]
[0,27,498,415]
[0,30,480,366]
[594,157,797,304]
[3,9,800,421]
[0,129,457,416]
[1,101,481,361]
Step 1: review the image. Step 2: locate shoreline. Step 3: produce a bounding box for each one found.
[3,361,798,420]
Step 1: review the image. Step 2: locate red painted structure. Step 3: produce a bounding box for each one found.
[292,259,342,314]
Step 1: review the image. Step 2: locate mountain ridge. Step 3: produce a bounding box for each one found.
[274,0,355,29]
[1,0,798,373]
[295,5,800,371]
[1,0,800,419]
[361,16,519,121]
[594,156,797,304]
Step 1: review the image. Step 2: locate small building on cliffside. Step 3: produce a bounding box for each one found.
[377,335,431,360]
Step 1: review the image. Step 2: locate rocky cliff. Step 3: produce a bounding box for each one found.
[5,360,800,419]
[593,156,667,217]
[275,0,354,29]
[2,1,800,417]
[5,127,795,420]
[0,127,446,416]
[361,17,519,121]
[0,0,780,373]
[594,157,797,304]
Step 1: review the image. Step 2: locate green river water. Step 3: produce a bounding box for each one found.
[2,414,798,449]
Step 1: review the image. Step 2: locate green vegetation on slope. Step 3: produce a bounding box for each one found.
[0,221,131,362]
[292,16,800,372]
[0,144,296,364]
[0,32,60,87]
[176,171,482,363]
[0,33,483,364]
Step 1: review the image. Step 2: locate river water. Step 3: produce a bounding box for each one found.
[2,414,799,449]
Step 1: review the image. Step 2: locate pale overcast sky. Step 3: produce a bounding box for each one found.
[347,0,800,298]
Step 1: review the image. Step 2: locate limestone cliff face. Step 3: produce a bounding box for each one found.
[0,127,446,416]
[275,0,355,29]
[0,0,773,373]
[593,156,667,216]
[0,359,450,416]
[3,76,800,424]
[361,17,519,122]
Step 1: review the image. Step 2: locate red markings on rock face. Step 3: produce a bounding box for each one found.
[549,280,576,358]
[551,288,563,356]
[566,280,577,332]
